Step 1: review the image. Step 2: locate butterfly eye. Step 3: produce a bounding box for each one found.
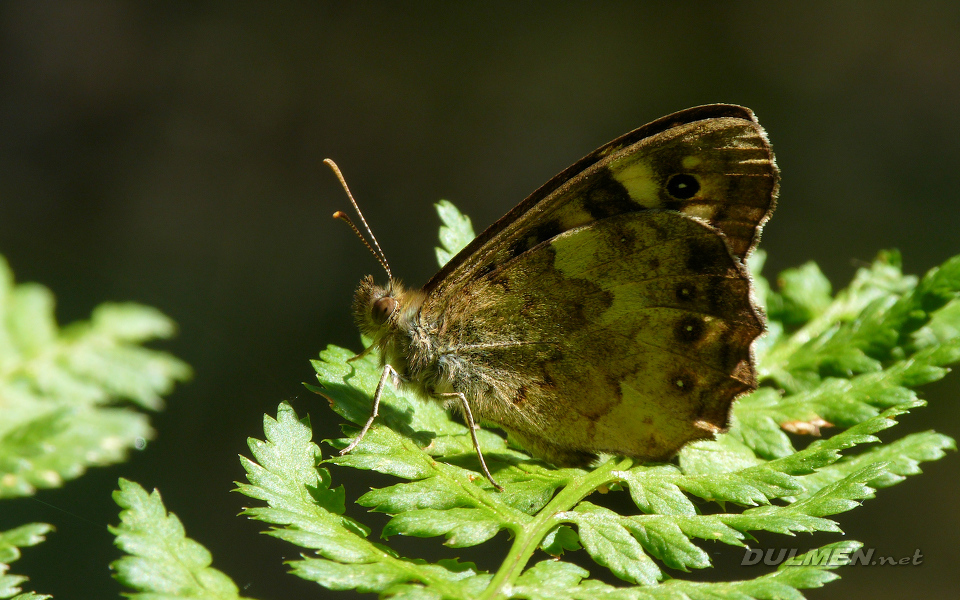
[666,173,700,200]
[372,296,398,324]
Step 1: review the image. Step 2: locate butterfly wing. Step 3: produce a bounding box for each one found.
[420,209,761,465]
[418,104,777,465]
[424,104,777,305]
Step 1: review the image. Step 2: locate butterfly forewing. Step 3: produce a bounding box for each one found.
[425,104,778,304]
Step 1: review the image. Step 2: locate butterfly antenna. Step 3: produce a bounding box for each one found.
[332,210,392,277]
[324,158,392,279]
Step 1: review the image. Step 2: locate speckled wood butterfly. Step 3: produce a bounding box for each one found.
[330,104,778,490]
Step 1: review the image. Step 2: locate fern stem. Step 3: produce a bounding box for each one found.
[478,458,631,600]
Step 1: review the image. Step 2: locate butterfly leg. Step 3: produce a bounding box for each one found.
[437,392,503,492]
[346,344,375,363]
[340,364,397,455]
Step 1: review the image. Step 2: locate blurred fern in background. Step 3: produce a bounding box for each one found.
[0,256,190,598]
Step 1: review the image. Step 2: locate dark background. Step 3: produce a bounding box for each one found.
[2,2,958,598]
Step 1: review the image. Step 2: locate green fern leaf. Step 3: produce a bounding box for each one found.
[238,403,489,597]
[109,479,251,599]
[0,524,53,600]
[0,255,191,499]
[434,200,476,267]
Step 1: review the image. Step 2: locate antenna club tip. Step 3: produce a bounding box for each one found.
[333,210,346,219]
[323,158,340,173]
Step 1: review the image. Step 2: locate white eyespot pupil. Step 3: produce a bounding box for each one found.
[676,379,684,388]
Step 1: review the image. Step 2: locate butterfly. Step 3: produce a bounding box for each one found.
[329,104,778,490]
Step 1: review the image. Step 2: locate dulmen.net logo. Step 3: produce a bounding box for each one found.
[742,547,924,567]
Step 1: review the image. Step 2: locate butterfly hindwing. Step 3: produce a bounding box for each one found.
[421,210,762,466]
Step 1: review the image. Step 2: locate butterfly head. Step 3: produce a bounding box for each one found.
[351,275,423,343]
[352,275,394,336]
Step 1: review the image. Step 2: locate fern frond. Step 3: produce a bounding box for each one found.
[109,479,252,599]
[0,524,53,600]
[0,256,191,498]
[237,202,957,598]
